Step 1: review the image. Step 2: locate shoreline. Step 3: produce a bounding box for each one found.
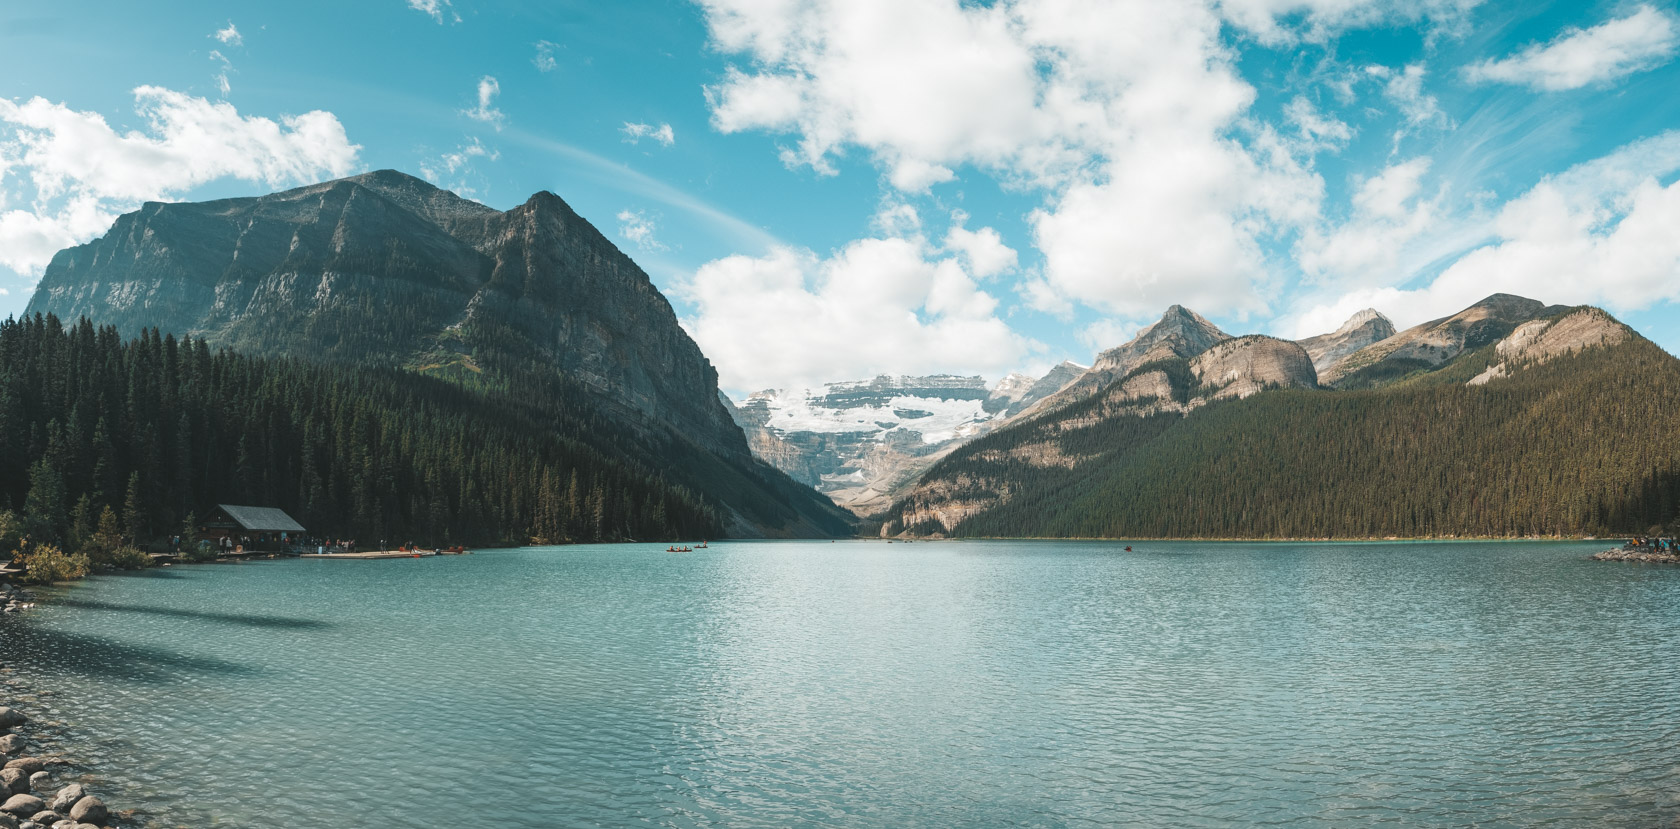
[0,689,124,827]
[1592,547,1680,563]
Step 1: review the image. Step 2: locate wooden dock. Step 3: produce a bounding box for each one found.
[300,550,440,560]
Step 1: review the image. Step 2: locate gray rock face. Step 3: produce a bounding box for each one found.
[26,171,741,458]
[24,170,853,538]
[1320,293,1554,387]
[1297,308,1396,375]
[1026,305,1231,418]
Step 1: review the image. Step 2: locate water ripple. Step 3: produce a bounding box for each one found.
[0,541,1673,827]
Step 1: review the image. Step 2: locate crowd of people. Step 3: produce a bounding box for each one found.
[1626,536,1677,552]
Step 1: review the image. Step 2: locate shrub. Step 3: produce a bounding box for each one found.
[183,540,220,563]
[108,546,152,570]
[15,541,91,584]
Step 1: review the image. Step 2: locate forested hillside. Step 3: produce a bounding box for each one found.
[22,171,854,539]
[0,314,771,548]
[883,308,1680,539]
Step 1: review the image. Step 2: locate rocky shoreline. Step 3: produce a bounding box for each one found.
[0,704,121,828]
[0,583,133,829]
[1592,547,1680,564]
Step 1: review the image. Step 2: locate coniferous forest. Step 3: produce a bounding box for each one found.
[0,314,732,550]
[883,335,1680,539]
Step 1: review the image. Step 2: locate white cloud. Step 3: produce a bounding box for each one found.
[1466,5,1677,91]
[943,214,1017,278]
[407,0,458,24]
[533,41,559,72]
[621,122,675,147]
[698,0,1324,320]
[1297,157,1438,284]
[1215,0,1480,45]
[1284,95,1353,153]
[681,236,1037,392]
[213,21,242,46]
[462,76,504,129]
[616,209,666,251]
[209,49,234,97]
[0,87,360,274]
[1289,130,1680,337]
[419,137,498,189]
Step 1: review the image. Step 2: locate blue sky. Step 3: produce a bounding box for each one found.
[0,0,1676,395]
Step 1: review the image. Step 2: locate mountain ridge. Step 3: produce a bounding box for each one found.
[25,170,853,538]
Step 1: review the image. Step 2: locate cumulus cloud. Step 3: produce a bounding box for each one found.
[681,235,1038,392]
[1297,157,1437,284]
[943,214,1017,279]
[0,87,360,274]
[213,21,242,46]
[616,209,666,251]
[407,0,458,24]
[463,76,504,129]
[1467,5,1677,91]
[621,122,675,147]
[698,0,1325,319]
[1288,130,1680,337]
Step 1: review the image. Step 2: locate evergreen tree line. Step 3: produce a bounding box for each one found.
[0,314,726,552]
[883,337,1680,539]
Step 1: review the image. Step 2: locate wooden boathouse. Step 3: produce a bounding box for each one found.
[200,504,307,553]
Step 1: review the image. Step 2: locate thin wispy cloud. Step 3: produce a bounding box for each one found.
[533,41,559,72]
[617,209,667,251]
[407,0,459,24]
[463,76,505,129]
[621,122,675,147]
[1467,5,1678,91]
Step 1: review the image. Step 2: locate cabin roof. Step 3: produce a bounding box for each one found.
[215,504,306,533]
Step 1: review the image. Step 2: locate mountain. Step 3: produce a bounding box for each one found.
[881,298,1680,539]
[725,366,1083,515]
[23,170,852,538]
[1297,309,1396,375]
[1019,305,1231,419]
[1318,293,1565,388]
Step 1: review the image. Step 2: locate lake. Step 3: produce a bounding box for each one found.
[0,540,1676,827]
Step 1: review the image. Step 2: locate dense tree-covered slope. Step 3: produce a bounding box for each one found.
[0,315,851,546]
[21,171,851,538]
[882,303,1680,539]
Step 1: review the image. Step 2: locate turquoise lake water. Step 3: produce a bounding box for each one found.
[0,540,1676,827]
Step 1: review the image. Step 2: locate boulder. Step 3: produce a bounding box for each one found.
[1,762,41,777]
[0,736,25,756]
[0,769,28,795]
[25,813,58,825]
[0,795,42,816]
[0,810,16,828]
[22,778,43,794]
[43,789,79,816]
[65,799,104,826]
[0,711,23,731]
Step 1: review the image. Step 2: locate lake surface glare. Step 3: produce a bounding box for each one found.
[1,540,1676,827]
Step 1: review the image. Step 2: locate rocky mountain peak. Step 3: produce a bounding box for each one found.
[1298,308,1399,375]
[1334,308,1394,337]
